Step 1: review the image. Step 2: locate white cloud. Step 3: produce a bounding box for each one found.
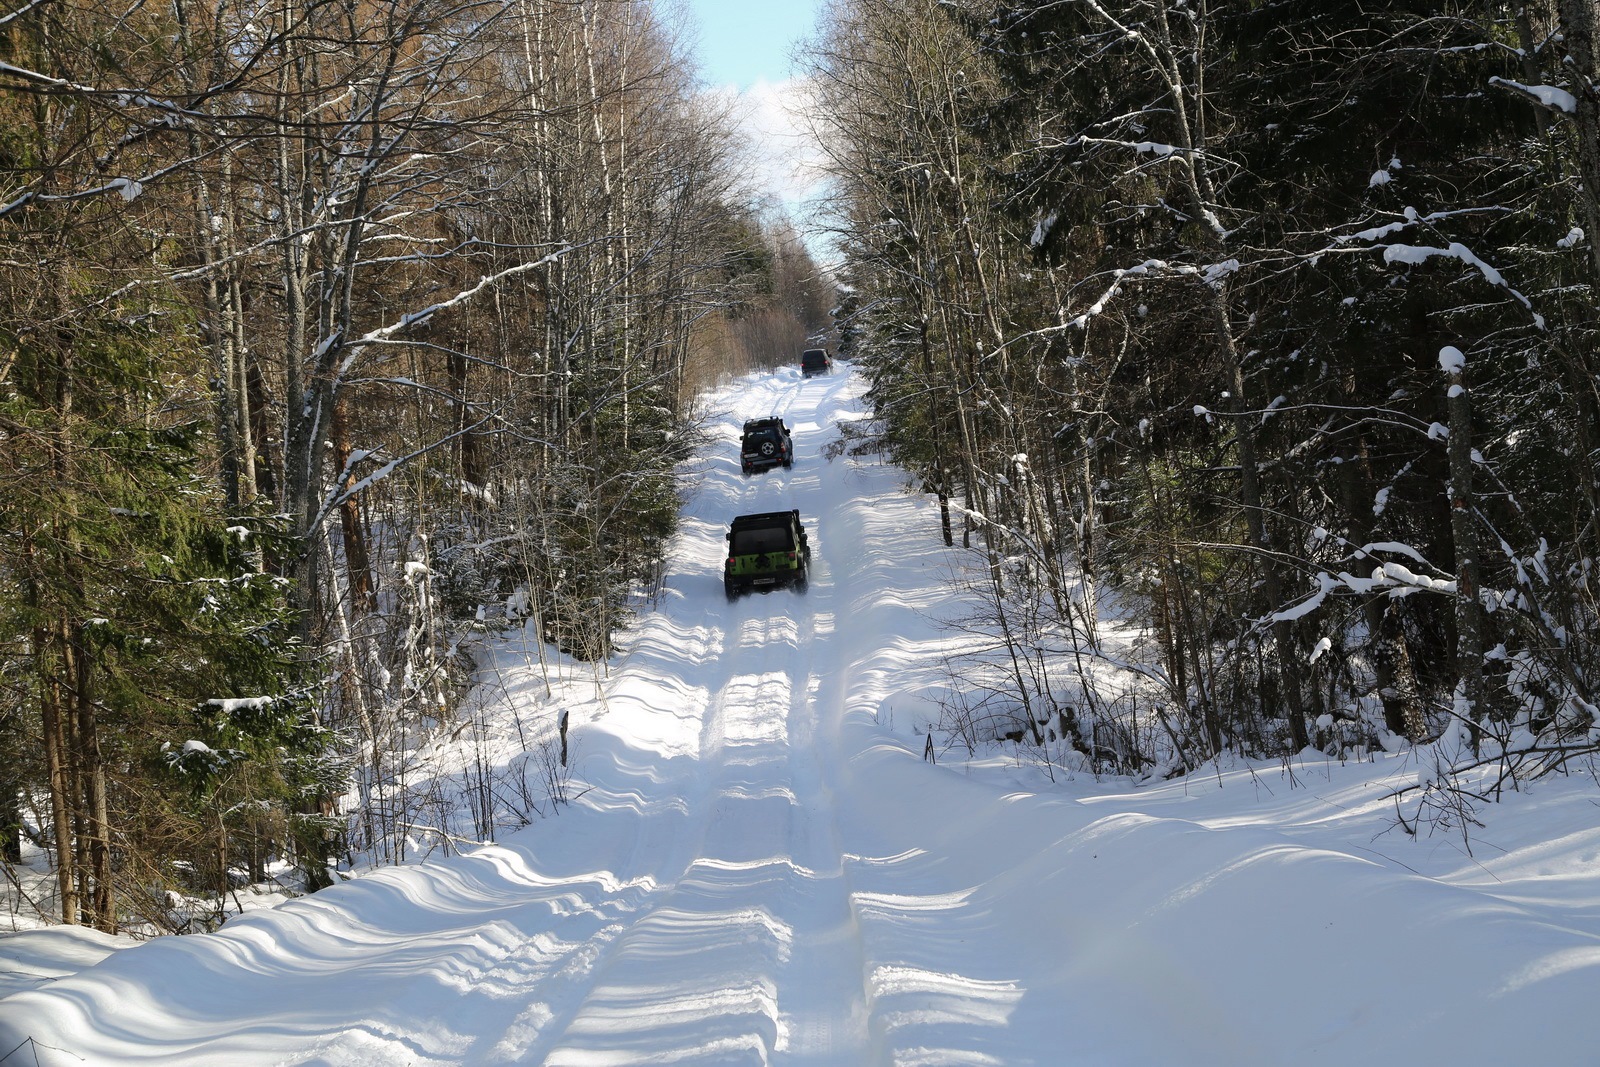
[712,76,832,216]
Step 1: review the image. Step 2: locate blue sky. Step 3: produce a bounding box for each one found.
[678,0,833,250]
[682,0,825,89]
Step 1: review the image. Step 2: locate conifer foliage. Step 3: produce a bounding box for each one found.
[807,0,1599,779]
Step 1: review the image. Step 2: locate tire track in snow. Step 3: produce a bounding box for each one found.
[500,594,758,1064]
[524,366,880,1065]
[534,650,796,1061]
[766,551,877,1064]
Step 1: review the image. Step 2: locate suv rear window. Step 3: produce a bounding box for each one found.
[732,527,793,554]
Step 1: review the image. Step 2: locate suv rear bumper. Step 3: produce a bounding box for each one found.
[724,567,806,595]
[741,452,789,472]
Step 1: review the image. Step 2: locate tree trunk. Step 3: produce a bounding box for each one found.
[330,395,375,614]
[1560,0,1600,282]
[1339,434,1426,740]
[1442,347,1486,737]
[1216,297,1309,750]
[36,616,78,925]
[71,620,115,931]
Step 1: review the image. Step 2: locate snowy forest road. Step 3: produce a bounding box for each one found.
[4,363,1598,1066]
[1,364,1038,1065]
[526,386,875,1062]
[524,363,961,1063]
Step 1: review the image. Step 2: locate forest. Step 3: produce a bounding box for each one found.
[3,0,1598,937]
[0,0,830,932]
[803,0,1600,786]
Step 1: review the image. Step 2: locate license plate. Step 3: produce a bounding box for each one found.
[754,577,775,585]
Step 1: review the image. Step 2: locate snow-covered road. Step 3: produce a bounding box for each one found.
[3,363,1598,1066]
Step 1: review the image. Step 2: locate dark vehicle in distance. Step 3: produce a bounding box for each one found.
[724,510,811,599]
[800,348,833,376]
[740,416,793,475]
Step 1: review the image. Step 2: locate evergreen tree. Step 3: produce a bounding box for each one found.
[1,296,327,925]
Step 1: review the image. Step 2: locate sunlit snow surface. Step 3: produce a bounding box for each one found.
[4,364,1599,1065]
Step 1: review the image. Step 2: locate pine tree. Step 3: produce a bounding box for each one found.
[1,289,329,925]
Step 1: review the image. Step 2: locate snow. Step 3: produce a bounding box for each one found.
[1439,345,1466,374]
[1488,75,1577,113]
[1067,259,1168,328]
[205,696,275,713]
[0,928,128,1001]
[1029,211,1058,249]
[1379,559,1454,593]
[1270,572,1336,622]
[1131,141,1178,156]
[3,363,1599,1065]
[1201,257,1240,286]
[1353,540,1429,564]
[1382,245,1545,329]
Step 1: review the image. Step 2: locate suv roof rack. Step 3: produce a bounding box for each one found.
[728,508,802,532]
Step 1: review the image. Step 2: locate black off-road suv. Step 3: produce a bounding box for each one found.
[740,416,793,475]
[724,510,811,599]
[800,348,833,376]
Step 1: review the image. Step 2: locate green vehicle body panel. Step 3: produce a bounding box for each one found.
[723,510,811,595]
[727,550,800,577]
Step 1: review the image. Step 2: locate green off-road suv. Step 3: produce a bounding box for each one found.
[724,510,812,599]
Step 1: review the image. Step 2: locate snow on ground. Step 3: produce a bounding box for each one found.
[3,363,1599,1065]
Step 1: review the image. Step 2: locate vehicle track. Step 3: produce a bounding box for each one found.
[525,367,879,1065]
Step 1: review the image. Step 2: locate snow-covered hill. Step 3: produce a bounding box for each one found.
[2,363,1597,1065]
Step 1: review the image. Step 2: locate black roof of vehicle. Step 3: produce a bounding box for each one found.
[743,416,788,430]
[728,509,803,533]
